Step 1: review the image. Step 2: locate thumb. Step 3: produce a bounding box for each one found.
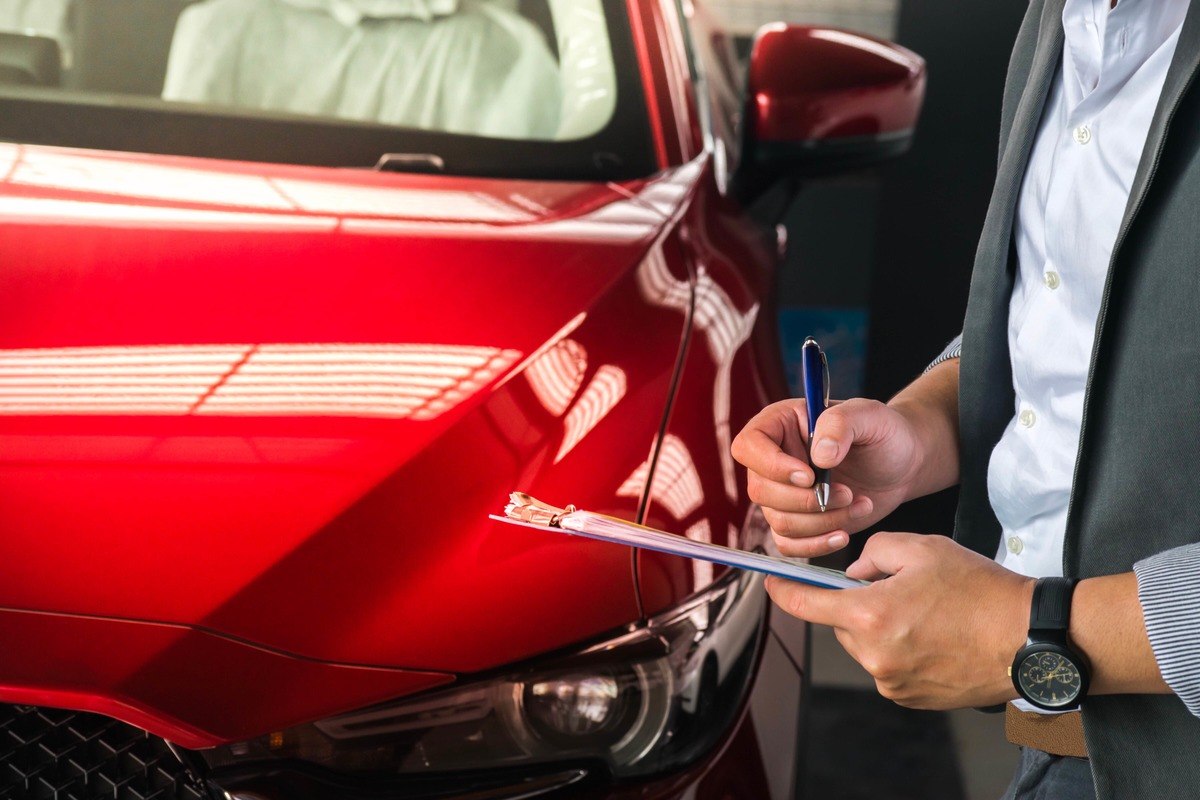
[809,398,889,469]
[845,531,923,580]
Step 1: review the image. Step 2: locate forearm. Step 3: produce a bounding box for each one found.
[1069,572,1170,695]
[886,357,961,501]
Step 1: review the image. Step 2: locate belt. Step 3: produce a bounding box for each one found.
[1004,704,1088,758]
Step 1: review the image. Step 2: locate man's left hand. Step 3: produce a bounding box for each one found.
[767,533,1036,709]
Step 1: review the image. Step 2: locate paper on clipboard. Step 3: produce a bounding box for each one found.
[492,493,866,590]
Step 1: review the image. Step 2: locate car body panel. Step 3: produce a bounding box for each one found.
[0,607,452,749]
[0,0,809,795]
[0,144,716,679]
[633,1,788,611]
[636,169,784,612]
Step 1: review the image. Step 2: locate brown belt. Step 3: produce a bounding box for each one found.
[1005,704,1088,758]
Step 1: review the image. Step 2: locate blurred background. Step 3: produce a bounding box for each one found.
[710,1,1029,798]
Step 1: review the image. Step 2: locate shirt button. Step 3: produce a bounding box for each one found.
[1007,536,1024,555]
[1043,270,1061,290]
[1073,125,1092,145]
[1019,409,1037,428]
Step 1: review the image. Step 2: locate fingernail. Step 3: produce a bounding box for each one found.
[829,533,849,549]
[789,470,810,486]
[850,498,872,519]
[812,439,837,462]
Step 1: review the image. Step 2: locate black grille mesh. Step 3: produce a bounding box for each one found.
[0,705,210,800]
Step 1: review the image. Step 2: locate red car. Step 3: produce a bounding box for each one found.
[0,2,923,798]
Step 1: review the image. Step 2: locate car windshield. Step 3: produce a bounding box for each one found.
[0,0,654,180]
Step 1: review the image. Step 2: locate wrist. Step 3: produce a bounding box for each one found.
[1069,573,1169,696]
[885,358,960,501]
[997,575,1037,700]
[886,396,954,502]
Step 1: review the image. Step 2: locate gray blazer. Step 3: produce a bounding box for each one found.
[954,0,1200,796]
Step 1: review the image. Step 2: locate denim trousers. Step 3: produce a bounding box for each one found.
[1000,747,1096,800]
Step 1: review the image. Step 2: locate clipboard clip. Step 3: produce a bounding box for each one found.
[503,492,577,528]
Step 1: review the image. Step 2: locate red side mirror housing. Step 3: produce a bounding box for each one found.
[744,24,926,175]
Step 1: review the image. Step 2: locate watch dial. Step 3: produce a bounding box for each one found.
[1018,651,1082,707]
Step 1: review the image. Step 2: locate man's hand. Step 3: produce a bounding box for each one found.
[731,359,960,558]
[731,398,926,557]
[765,532,1034,710]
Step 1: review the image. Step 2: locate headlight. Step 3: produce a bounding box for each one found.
[201,569,767,787]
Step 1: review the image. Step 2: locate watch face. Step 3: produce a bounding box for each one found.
[1017,651,1082,708]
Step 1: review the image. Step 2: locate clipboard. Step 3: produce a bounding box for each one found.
[491,493,866,590]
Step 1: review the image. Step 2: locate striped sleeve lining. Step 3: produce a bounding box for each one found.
[924,333,963,373]
[1134,544,1200,717]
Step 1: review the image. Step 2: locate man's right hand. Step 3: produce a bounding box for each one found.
[731,398,928,558]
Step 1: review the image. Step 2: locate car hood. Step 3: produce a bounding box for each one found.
[0,145,701,689]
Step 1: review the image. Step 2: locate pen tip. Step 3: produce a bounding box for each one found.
[815,483,830,514]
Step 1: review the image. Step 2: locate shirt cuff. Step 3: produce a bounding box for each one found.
[924,333,962,373]
[1134,544,1200,716]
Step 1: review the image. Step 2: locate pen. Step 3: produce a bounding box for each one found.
[801,337,831,512]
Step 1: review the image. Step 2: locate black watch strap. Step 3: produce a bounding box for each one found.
[1029,577,1078,635]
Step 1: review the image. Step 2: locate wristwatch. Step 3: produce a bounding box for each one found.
[1010,577,1091,711]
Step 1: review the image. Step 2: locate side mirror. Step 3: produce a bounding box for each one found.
[742,25,925,180]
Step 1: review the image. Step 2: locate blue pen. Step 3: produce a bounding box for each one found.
[801,337,831,512]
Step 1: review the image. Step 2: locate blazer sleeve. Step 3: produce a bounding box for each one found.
[1134,545,1200,717]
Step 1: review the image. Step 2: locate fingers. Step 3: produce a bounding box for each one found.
[761,495,874,541]
[748,471,853,513]
[731,401,814,485]
[772,529,851,559]
[735,399,882,557]
[844,555,892,582]
[733,427,814,486]
[844,531,926,580]
[809,398,889,470]
[764,575,846,627]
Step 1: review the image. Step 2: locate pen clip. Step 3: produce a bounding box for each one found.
[820,348,830,407]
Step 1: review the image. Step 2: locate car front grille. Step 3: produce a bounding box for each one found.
[0,705,210,800]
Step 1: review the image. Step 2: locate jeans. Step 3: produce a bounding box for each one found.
[1000,747,1096,800]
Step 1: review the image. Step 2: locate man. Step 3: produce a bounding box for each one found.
[731,0,1200,797]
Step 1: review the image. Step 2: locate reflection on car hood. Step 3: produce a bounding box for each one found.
[0,145,699,682]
